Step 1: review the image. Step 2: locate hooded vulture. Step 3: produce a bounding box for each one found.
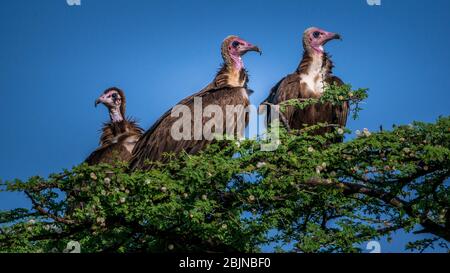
[85,87,144,165]
[262,27,348,138]
[130,36,261,170]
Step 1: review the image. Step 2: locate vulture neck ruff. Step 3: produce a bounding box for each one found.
[298,51,333,95]
[214,61,248,89]
[226,65,247,88]
[100,119,143,147]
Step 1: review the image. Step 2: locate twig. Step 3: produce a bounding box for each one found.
[24,191,74,225]
[261,102,291,132]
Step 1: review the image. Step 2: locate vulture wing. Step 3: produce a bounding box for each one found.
[130,84,250,170]
[327,76,349,129]
[263,73,349,137]
[262,73,303,128]
[85,141,132,165]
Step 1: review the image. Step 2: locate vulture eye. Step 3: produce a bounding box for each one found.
[111,93,118,99]
[313,31,321,38]
[232,41,240,48]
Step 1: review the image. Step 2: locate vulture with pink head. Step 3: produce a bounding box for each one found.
[262,27,349,137]
[130,36,261,170]
[68,88,143,213]
[85,87,143,165]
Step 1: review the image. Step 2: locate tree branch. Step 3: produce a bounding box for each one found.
[24,191,74,225]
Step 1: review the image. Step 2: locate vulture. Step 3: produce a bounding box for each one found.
[130,36,261,170]
[68,87,143,214]
[262,27,348,138]
[85,87,144,165]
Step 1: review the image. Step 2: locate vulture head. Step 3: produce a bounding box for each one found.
[95,87,126,122]
[303,27,342,54]
[222,35,262,70]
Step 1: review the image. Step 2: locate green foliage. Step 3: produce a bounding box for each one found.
[280,84,368,120]
[0,85,448,253]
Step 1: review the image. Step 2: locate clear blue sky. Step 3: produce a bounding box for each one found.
[0,0,449,252]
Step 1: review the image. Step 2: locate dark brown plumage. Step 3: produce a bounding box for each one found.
[85,87,143,165]
[130,36,261,170]
[262,27,349,137]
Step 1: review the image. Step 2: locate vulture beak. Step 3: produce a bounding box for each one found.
[251,45,263,55]
[254,46,263,55]
[95,94,106,107]
[241,43,263,55]
[324,32,343,44]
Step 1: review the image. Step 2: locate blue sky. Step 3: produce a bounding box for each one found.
[0,0,449,252]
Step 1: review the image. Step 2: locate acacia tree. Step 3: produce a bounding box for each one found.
[0,86,449,253]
